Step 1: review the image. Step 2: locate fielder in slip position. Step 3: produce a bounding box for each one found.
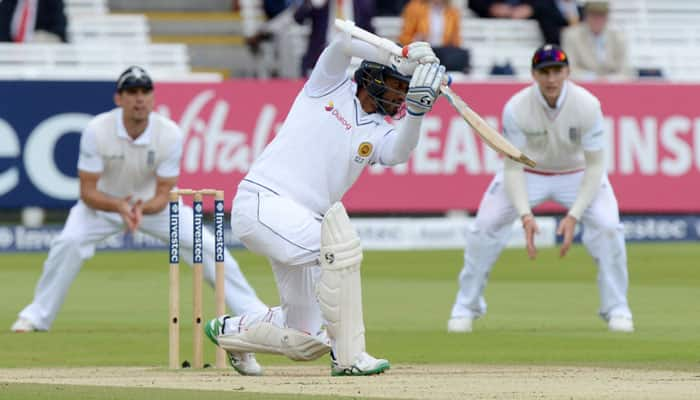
[12,67,269,372]
[204,32,446,375]
[447,45,634,334]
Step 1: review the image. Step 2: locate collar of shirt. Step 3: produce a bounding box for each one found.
[534,80,569,117]
[353,96,384,126]
[115,108,153,145]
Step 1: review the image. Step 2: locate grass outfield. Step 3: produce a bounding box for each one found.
[1,243,699,398]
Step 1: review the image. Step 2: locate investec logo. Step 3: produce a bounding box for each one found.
[214,201,224,262]
[169,203,179,263]
[325,101,351,131]
[193,203,203,263]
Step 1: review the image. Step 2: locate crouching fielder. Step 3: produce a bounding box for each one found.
[204,29,446,375]
[447,45,634,334]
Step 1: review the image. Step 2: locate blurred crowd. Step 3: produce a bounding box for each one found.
[239,0,632,80]
[1,0,633,81]
[0,0,67,43]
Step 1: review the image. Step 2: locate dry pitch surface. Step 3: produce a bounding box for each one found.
[1,364,699,399]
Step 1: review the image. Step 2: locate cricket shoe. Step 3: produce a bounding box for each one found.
[10,318,40,333]
[205,316,263,376]
[331,351,390,376]
[447,317,473,333]
[608,316,634,333]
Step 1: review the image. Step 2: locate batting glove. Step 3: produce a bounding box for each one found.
[390,41,439,76]
[406,62,446,116]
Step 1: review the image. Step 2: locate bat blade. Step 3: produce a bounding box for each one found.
[441,86,536,168]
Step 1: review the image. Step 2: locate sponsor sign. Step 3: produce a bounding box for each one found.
[1,80,699,212]
[353,216,556,250]
[0,82,113,208]
[1,215,695,253]
[0,224,244,253]
[562,215,700,243]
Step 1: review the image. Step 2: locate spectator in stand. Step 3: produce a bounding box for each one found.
[244,0,303,57]
[399,0,469,72]
[295,0,376,76]
[351,0,376,33]
[376,0,409,16]
[244,0,313,77]
[247,0,376,77]
[294,0,330,76]
[468,0,534,20]
[468,0,580,45]
[561,1,634,81]
[0,0,67,43]
[546,0,581,44]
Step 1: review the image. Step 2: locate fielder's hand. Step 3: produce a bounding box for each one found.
[390,41,439,76]
[131,199,143,232]
[557,214,577,258]
[521,213,539,260]
[406,62,446,116]
[118,195,141,233]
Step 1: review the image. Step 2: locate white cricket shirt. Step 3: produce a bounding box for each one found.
[243,73,396,215]
[77,108,183,201]
[503,81,605,172]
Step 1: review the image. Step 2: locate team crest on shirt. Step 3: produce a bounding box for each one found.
[569,127,581,143]
[324,101,334,111]
[147,150,155,166]
[354,142,373,164]
[357,142,373,157]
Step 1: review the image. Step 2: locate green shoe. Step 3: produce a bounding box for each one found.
[331,351,391,376]
[204,316,227,345]
[203,315,263,376]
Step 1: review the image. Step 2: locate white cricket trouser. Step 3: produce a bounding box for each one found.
[18,200,267,331]
[451,171,633,322]
[229,181,324,337]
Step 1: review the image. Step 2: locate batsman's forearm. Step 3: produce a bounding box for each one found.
[379,114,422,165]
[344,39,393,67]
[316,37,391,83]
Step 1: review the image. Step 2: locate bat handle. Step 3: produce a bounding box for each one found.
[443,74,452,87]
[334,19,452,87]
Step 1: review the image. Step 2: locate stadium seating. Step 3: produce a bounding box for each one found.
[238,0,310,78]
[8,0,700,81]
[68,14,150,43]
[372,16,542,79]
[0,43,220,81]
[64,0,108,16]
[608,0,700,80]
[234,0,700,80]
[0,0,220,81]
[372,0,700,81]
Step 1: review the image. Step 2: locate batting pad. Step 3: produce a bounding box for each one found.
[217,322,330,361]
[317,202,365,367]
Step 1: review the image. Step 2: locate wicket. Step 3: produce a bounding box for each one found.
[168,189,227,369]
